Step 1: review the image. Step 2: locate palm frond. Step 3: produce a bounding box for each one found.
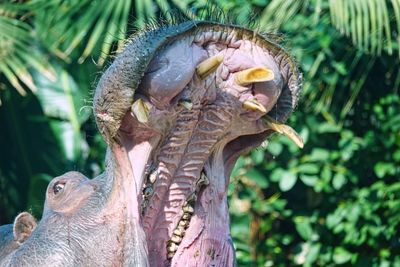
[0,9,55,100]
[259,0,309,32]
[32,0,132,65]
[329,0,400,57]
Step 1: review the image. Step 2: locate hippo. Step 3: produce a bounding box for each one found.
[0,19,302,266]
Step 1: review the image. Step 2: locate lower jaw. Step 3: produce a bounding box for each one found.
[142,144,234,266]
[116,98,270,265]
[142,109,236,266]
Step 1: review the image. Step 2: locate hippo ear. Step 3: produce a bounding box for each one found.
[13,212,37,244]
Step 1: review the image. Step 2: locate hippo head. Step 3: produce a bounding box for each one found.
[94,20,302,266]
[0,19,301,267]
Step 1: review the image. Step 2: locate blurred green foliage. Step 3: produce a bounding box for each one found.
[0,0,399,266]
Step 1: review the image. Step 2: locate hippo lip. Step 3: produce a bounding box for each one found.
[94,20,302,265]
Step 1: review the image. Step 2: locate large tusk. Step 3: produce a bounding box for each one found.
[242,99,267,113]
[235,67,275,86]
[196,54,224,79]
[264,116,304,148]
[131,99,150,123]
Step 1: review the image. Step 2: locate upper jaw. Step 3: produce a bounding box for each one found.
[93,21,301,147]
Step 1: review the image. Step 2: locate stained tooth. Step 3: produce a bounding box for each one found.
[197,172,210,187]
[179,220,189,227]
[131,99,150,123]
[179,99,193,110]
[196,54,224,79]
[182,213,191,220]
[186,193,197,204]
[182,205,194,214]
[148,170,157,184]
[171,235,182,243]
[234,67,275,86]
[264,116,304,149]
[167,252,175,259]
[173,227,185,237]
[176,225,187,236]
[167,242,178,252]
[243,99,267,113]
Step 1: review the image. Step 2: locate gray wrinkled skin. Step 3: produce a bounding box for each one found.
[0,20,301,267]
[0,212,37,265]
[1,167,148,266]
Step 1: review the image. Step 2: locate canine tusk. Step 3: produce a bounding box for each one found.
[235,67,274,86]
[131,99,150,123]
[264,116,304,148]
[242,99,267,113]
[196,54,224,79]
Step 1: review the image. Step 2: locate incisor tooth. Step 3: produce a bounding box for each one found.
[173,229,184,237]
[264,116,304,149]
[176,225,186,232]
[196,54,224,79]
[179,99,193,110]
[182,205,194,214]
[235,67,274,86]
[171,235,182,243]
[167,252,175,259]
[148,170,157,184]
[243,99,267,113]
[179,220,189,227]
[167,242,178,252]
[182,213,191,220]
[131,99,150,123]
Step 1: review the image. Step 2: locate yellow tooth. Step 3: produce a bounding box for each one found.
[131,99,150,123]
[264,116,304,149]
[196,54,224,79]
[235,67,275,86]
[179,100,193,110]
[243,99,267,113]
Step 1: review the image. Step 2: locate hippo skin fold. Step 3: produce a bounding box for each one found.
[0,19,302,267]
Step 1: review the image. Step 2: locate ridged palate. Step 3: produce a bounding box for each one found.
[143,99,236,264]
[143,108,200,232]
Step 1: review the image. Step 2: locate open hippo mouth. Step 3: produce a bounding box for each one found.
[94,21,302,266]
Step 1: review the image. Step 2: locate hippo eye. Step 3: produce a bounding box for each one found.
[53,182,65,195]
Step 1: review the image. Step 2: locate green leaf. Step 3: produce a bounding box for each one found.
[333,173,347,190]
[245,169,269,189]
[32,64,91,161]
[232,157,245,178]
[308,148,330,162]
[295,217,313,240]
[333,247,352,264]
[297,163,320,174]
[300,175,318,187]
[267,141,283,156]
[270,168,285,182]
[374,162,396,178]
[279,171,297,191]
[305,243,321,265]
[317,122,341,133]
[251,149,265,165]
